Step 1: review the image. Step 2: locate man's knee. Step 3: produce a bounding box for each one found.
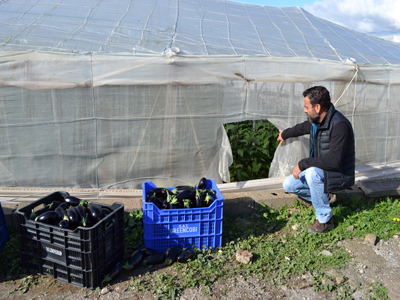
[283,175,295,193]
[304,167,324,184]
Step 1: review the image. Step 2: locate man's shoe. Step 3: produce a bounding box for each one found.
[308,218,334,234]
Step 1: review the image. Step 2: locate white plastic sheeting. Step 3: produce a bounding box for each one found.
[2,0,400,63]
[0,0,400,193]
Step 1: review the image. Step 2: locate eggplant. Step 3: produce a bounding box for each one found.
[146,193,157,204]
[175,185,194,189]
[55,207,67,219]
[154,198,164,209]
[58,202,69,210]
[29,209,36,220]
[147,188,175,209]
[164,246,182,266]
[75,205,91,226]
[146,195,163,209]
[177,249,196,263]
[47,201,62,210]
[205,188,216,196]
[35,205,50,217]
[88,203,103,223]
[64,196,82,206]
[169,195,181,209]
[195,189,215,207]
[79,200,88,207]
[203,190,214,207]
[176,188,196,202]
[58,219,70,228]
[129,250,144,266]
[82,211,94,227]
[67,206,79,226]
[145,252,165,265]
[146,191,157,203]
[102,262,121,284]
[172,185,195,195]
[108,262,121,280]
[141,248,157,257]
[162,199,170,210]
[182,199,193,208]
[198,177,207,190]
[35,211,61,225]
[76,205,86,219]
[147,188,170,201]
[195,189,203,208]
[123,250,144,270]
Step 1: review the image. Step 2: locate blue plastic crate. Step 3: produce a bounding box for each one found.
[142,179,224,253]
[0,202,10,253]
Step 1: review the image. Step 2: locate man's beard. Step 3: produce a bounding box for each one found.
[307,113,320,124]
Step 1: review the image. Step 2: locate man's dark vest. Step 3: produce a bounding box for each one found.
[309,104,355,193]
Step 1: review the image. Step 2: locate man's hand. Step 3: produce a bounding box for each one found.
[292,164,301,179]
[277,129,285,145]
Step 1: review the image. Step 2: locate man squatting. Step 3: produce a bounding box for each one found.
[277,86,355,233]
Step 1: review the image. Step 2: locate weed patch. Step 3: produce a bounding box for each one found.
[333,196,400,239]
[2,195,399,299]
[133,195,399,299]
[365,282,389,300]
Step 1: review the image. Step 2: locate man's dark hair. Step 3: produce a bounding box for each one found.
[303,86,331,112]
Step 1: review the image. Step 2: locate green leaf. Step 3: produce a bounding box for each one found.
[170,196,178,205]
[122,262,133,270]
[252,163,262,173]
[183,199,191,208]
[101,274,112,285]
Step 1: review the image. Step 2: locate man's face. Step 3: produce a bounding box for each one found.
[304,96,320,123]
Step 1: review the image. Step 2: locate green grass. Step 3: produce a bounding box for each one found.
[2,195,399,299]
[333,196,400,239]
[123,196,399,299]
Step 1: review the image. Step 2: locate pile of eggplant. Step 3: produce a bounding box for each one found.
[102,246,196,284]
[146,177,217,210]
[29,195,112,230]
[123,246,196,271]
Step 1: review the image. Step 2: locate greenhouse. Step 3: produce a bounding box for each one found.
[1,0,400,200]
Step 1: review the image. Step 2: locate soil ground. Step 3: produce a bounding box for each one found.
[1,234,399,300]
[1,190,399,300]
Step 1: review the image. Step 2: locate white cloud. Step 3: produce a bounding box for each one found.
[305,0,400,34]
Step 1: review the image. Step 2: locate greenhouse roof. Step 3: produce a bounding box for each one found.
[1,0,400,64]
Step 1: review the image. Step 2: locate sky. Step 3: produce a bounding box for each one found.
[235,0,400,42]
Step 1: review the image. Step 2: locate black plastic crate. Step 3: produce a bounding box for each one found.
[16,191,124,289]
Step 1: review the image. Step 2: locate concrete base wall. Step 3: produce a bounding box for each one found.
[223,185,367,217]
[1,185,367,226]
[1,185,367,227]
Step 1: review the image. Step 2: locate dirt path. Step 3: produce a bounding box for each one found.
[1,235,399,300]
[337,237,400,299]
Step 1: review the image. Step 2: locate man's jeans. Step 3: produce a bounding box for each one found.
[283,167,332,223]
